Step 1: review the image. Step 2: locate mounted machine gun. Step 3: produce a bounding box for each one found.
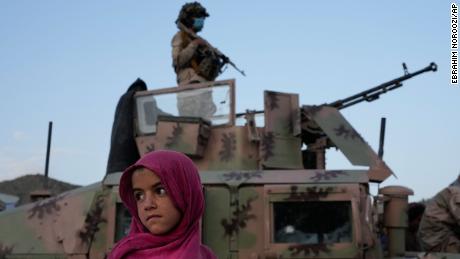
[301,62,437,169]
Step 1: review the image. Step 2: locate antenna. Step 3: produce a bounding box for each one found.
[378,117,386,159]
[30,121,53,202]
[44,121,53,189]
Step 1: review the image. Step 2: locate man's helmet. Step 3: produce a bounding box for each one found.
[176,2,209,28]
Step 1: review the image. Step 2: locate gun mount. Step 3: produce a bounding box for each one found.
[298,62,437,172]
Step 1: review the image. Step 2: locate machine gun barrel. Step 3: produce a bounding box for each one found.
[236,62,437,117]
[326,62,437,109]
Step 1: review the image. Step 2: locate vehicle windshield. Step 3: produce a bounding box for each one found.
[273,201,352,244]
[135,83,233,135]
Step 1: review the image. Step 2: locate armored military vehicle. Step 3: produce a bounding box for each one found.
[0,62,454,258]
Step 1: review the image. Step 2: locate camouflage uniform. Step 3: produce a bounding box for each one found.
[172,2,218,118]
[171,31,224,86]
[171,2,223,85]
[172,32,218,118]
[172,31,207,85]
[418,185,460,252]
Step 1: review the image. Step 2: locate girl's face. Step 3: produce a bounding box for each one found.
[131,168,182,235]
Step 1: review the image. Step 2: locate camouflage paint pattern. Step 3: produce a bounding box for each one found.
[418,185,460,253]
[303,105,393,182]
[136,116,211,158]
[1,78,456,258]
[262,91,303,169]
[0,183,112,258]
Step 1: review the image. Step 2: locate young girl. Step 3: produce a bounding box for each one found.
[109,150,216,259]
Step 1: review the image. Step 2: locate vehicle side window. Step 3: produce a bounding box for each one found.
[115,203,132,242]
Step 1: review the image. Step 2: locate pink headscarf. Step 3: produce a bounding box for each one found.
[109,150,216,259]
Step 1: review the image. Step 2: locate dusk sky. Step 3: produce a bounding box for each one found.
[0,1,456,201]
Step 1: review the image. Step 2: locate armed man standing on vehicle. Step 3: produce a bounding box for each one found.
[171,2,225,85]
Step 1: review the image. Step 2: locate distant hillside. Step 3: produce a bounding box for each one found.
[0,174,80,206]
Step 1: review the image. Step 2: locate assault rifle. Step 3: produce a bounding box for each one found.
[178,22,246,76]
[235,62,437,117]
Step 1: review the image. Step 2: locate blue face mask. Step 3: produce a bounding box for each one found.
[193,17,205,31]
